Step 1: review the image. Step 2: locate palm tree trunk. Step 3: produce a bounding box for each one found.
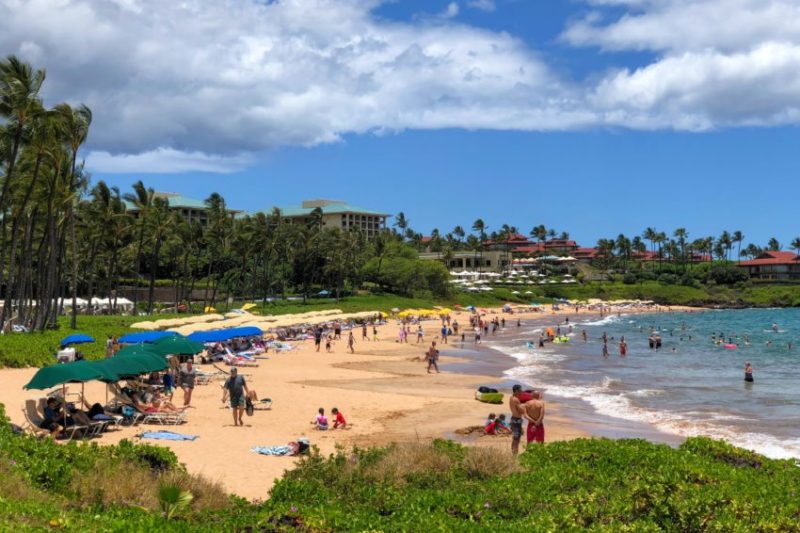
[147,238,162,314]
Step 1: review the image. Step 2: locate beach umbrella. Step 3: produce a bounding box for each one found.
[24,360,106,390]
[129,321,158,330]
[118,331,178,344]
[59,333,95,348]
[204,306,217,313]
[241,303,258,311]
[92,355,166,382]
[150,335,205,356]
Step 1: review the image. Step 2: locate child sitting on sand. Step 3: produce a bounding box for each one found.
[484,413,511,435]
[331,407,347,429]
[312,408,329,430]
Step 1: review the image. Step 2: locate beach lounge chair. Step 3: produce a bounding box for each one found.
[223,351,259,367]
[136,405,187,426]
[25,399,90,441]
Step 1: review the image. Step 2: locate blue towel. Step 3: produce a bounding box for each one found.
[251,445,293,456]
[141,431,198,441]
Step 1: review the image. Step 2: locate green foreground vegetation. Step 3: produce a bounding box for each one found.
[1,403,798,531]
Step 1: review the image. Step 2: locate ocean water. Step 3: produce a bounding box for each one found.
[489,308,800,459]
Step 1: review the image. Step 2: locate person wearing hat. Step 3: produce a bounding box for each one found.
[221,367,250,427]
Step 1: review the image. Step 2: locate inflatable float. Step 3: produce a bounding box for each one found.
[475,387,504,404]
[552,336,570,344]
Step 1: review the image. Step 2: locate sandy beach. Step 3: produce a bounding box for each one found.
[0,304,695,501]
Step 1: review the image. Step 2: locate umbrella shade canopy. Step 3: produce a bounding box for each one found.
[100,352,168,378]
[241,303,257,311]
[115,344,163,359]
[187,326,263,343]
[24,360,107,390]
[60,333,95,347]
[93,357,155,381]
[118,331,178,344]
[151,336,205,356]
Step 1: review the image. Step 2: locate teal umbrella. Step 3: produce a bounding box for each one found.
[93,356,167,381]
[24,360,106,390]
[150,336,204,356]
[113,345,169,374]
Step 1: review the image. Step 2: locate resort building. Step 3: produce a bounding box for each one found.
[274,199,389,238]
[419,250,508,272]
[737,251,800,280]
[125,192,240,226]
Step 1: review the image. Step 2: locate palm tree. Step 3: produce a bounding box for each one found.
[472,219,487,274]
[791,237,800,258]
[452,225,465,246]
[767,237,782,251]
[144,198,175,314]
[673,228,688,270]
[393,212,409,238]
[56,103,92,329]
[123,181,155,315]
[732,231,744,264]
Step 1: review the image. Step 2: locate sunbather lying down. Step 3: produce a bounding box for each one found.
[251,438,310,456]
[131,390,184,413]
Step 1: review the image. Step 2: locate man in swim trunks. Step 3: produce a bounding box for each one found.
[509,384,526,455]
[221,367,250,427]
[524,391,545,444]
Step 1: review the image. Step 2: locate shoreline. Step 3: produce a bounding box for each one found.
[0,304,700,501]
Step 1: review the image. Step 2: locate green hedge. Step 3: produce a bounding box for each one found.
[259,438,800,531]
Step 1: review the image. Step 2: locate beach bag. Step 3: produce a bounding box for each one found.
[245,397,254,416]
[478,386,498,394]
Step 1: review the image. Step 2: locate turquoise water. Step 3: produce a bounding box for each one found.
[493,308,800,458]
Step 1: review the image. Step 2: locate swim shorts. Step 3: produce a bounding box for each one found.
[510,416,523,439]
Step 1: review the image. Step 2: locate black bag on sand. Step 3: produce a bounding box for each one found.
[478,386,499,394]
[245,397,254,416]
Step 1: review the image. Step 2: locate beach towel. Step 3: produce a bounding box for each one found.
[141,430,198,441]
[251,445,295,456]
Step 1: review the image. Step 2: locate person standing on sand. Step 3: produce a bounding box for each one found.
[348,331,356,353]
[441,324,448,344]
[179,360,196,407]
[426,341,440,373]
[417,325,424,343]
[373,325,379,342]
[524,391,545,444]
[362,324,369,341]
[744,362,754,383]
[314,327,323,352]
[221,367,250,427]
[509,385,525,455]
[475,326,481,344]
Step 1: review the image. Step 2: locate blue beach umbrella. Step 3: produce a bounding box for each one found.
[60,333,95,348]
[118,331,178,344]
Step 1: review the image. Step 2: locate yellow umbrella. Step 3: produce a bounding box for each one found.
[241,303,258,311]
[129,321,158,330]
[204,306,217,313]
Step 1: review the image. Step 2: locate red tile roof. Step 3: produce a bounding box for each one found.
[739,251,800,266]
[573,247,600,258]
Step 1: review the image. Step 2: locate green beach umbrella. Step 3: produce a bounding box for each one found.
[23,360,106,390]
[113,345,170,373]
[93,356,167,382]
[150,336,204,356]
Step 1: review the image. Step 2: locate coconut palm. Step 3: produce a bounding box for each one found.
[123,181,155,315]
[732,231,744,264]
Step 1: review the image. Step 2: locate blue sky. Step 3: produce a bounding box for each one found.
[4,0,799,249]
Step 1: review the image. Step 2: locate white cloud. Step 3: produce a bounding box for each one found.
[2,0,800,173]
[86,148,253,174]
[566,0,800,129]
[467,0,495,12]
[441,2,460,19]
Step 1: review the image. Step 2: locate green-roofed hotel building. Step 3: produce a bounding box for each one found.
[125,192,241,226]
[275,199,389,238]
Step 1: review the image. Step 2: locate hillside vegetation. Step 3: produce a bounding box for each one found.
[1,405,798,532]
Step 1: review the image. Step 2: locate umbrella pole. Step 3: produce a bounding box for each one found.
[62,384,67,430]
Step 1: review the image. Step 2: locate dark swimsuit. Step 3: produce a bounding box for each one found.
[745,372,754,383]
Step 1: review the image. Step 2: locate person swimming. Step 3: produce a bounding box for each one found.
[744,362,754,383]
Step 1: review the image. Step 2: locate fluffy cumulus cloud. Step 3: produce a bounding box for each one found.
[467,0,496,12]
[566,0,800,130]
[2,0,800,172]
